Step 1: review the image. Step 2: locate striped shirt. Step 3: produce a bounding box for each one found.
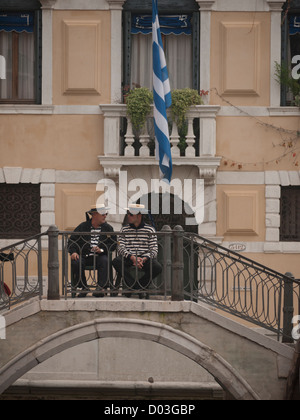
[89,227,102,256]
[118,223,158,260]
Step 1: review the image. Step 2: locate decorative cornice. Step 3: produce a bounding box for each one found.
[106,0,126,11]
[195,0,216,11]
[98,156,222,184]
[266,0,285,12]
[39,0,57,10]
[199,168,218,185]
[0,105,54,115]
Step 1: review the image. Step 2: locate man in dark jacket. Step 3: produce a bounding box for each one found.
[68,204,116,298]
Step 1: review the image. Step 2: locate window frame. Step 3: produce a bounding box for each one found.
[280,185,300,242]
[281,0,300,106]
[123,0,200,96]
[0,0,42,105]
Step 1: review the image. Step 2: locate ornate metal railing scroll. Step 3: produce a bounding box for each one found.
[0,233,44,311]
[183,232,300,342]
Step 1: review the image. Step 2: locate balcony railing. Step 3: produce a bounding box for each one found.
[98,104,221,182]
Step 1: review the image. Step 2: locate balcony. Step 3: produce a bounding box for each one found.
[98,104,221,184]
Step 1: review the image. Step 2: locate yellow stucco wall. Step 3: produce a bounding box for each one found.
[217,116,300,172]
[0,114,103,171]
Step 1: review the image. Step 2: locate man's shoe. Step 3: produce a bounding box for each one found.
[139,293,149,300]
[93,287,105,298]
[77,288,90,298]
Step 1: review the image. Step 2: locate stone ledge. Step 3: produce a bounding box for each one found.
[4,298,293,362]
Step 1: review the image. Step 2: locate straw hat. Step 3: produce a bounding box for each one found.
[125,203,148,215]
[87,204,110,215]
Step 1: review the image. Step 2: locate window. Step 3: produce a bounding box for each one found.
[123,0,200,94]
[280,186,300,241]
[0,1,41,104]
[130,14,193,90]
[281,0,300,105]
[0,184,41,239]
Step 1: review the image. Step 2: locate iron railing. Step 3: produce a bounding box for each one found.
[1,225,300,342]
[61,226,173,300]
[182,232,300,342]
[0,233,44,311]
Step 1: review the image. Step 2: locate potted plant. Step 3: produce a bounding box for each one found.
[125,87,153,132]
[170,88,206,154]
[124,86,207,155]
[170,88,205,130]
[275,61,300,107]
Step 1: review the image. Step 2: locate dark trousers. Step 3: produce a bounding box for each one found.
[71,255,108,289]
[112,256,162,290]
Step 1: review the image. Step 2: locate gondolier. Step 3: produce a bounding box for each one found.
[68,204,116,298]
[112,204,162,299]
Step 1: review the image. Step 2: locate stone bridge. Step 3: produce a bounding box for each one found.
[0,298,294,400]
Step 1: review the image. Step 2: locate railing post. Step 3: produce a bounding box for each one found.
[283,272,295,343]
[172,226,184,301]
[47,225,60,301]
[37,236,43,299]
[161,225,172,297]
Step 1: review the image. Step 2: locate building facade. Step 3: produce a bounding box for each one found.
[0,0,300,278]
[2,0,300,399]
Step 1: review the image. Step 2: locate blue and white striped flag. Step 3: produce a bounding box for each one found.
[152,0,172,183]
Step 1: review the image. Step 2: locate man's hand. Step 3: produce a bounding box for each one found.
[71,253,80,261]
[91,247,104,254]
[130,256,146,269]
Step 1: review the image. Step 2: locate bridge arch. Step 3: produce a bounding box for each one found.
[0,317,259,400]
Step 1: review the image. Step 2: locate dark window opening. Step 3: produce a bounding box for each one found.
[280,186,300,241]
[0,184,41,239]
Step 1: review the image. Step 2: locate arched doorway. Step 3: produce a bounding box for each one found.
[134,192,199,234]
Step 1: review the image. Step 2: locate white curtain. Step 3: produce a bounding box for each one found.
[131,33,192,90]
[166,34,192,90]
[18,32,35,100]
[0,31,35,100]
[0,32,12,99]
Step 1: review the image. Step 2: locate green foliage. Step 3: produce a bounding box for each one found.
[126,87,205,133]
[275,61,300,106]
[125,87,153,131]
[170,89,204,131]
[125,87,206,155]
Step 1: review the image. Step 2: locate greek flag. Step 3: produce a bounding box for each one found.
[152,0,172,183]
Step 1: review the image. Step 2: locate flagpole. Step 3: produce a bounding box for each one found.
[152,0,173,184]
